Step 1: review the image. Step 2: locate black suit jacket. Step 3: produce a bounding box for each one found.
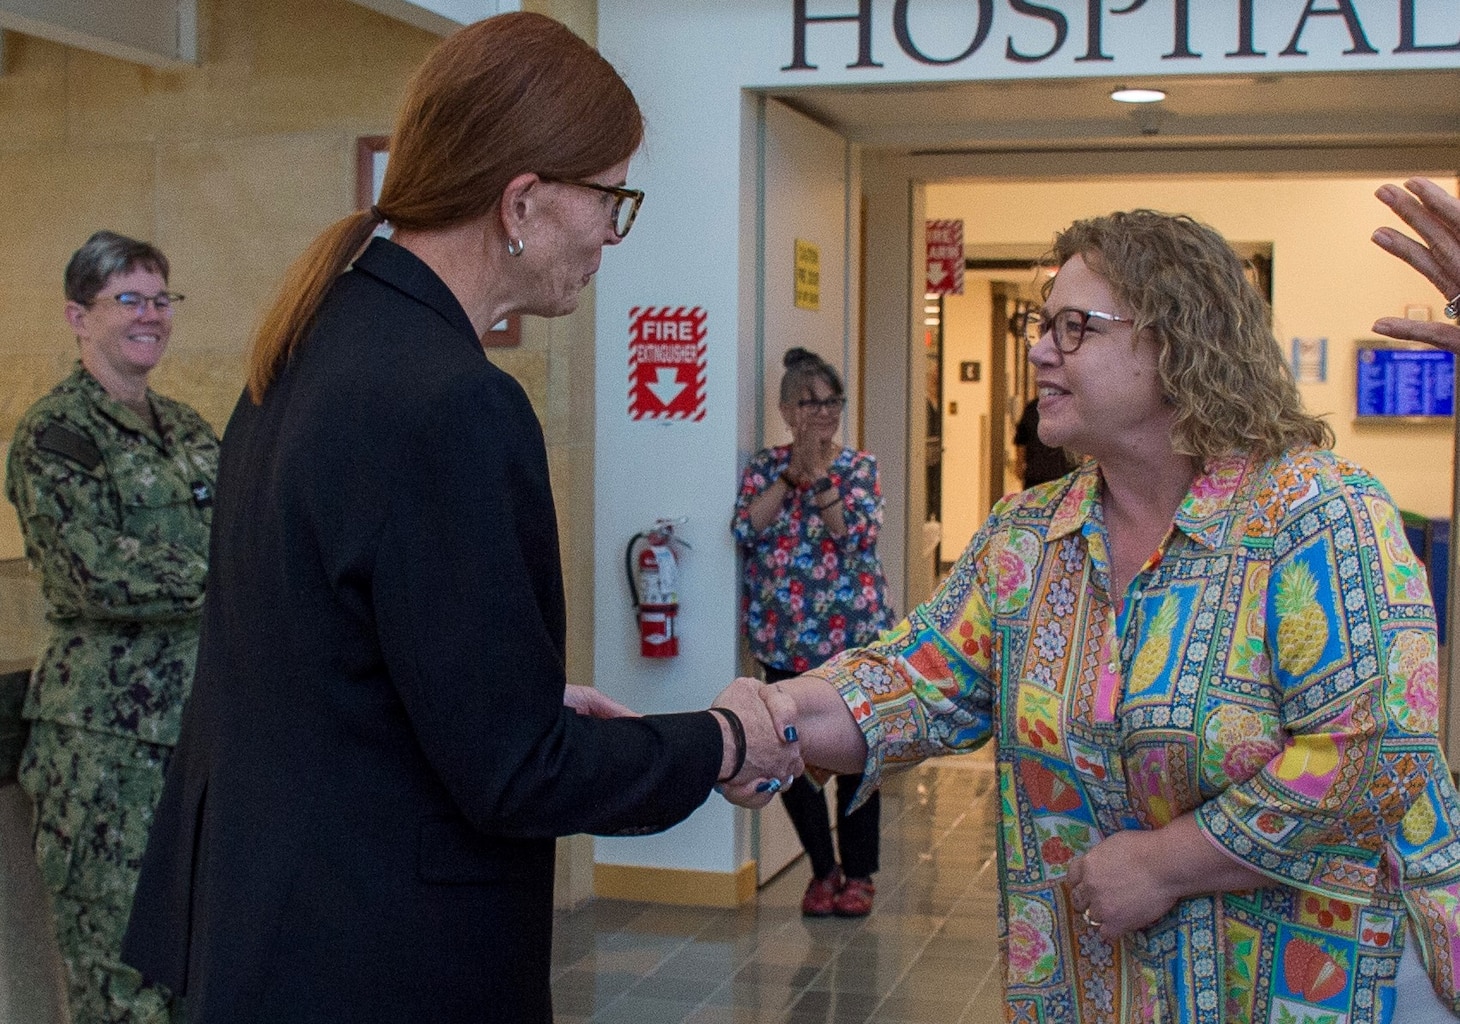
[123,240,722,1023]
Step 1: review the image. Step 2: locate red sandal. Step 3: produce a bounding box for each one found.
[800,868,844,917]
[833,876,875,917]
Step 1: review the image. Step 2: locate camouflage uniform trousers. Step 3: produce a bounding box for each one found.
[17,721,184,1024]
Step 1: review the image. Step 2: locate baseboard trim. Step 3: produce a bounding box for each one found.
[593,859,759,907]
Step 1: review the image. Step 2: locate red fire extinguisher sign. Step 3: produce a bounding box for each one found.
[629,307,706,422]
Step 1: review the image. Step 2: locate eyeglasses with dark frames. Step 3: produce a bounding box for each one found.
[1016,307,1135,354]
[797,396,846,414]
[540,178,644,238]
[88,291,185,315]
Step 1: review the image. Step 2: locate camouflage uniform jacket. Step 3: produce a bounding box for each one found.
[4,363,218,746]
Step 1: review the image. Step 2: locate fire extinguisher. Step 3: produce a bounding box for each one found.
[626,519,688,657]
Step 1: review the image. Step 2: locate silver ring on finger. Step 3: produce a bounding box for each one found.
[1082,908,1102,928]
[1445,291,1460,320]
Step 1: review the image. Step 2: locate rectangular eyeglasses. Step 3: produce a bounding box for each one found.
[540,178,644,238]
[92,291,185,315]
[797,397,846,414]
[1016,307,1134,354]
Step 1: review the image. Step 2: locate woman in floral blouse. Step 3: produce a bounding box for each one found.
[751,213,1460,1022]
[732,347,892,918]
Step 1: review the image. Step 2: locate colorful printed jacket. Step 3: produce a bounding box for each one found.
[5,364,218,745]
[813,449,1460,1024]
[733,445,892,672]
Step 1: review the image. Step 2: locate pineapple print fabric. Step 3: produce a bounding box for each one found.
[811,450,1460,1024]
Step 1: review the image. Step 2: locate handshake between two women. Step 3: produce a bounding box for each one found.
[565,676,852,810]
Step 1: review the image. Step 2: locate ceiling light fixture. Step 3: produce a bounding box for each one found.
[1110,86,1166,104]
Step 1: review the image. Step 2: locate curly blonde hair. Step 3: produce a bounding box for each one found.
[1045,210,1332,462]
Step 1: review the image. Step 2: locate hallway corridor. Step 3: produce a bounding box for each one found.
[549,748,1002,1024]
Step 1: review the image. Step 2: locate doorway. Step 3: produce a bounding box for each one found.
[933,257,1047,569]
[753,89,1460,844]
[919,173,1455,578]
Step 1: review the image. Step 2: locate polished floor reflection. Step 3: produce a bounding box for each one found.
[550,747,1002,1024]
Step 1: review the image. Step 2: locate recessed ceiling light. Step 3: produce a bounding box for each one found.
[1110,87,1166,103]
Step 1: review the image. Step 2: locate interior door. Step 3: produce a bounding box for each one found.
[752,98,857,885]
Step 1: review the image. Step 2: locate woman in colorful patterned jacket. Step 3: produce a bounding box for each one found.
[733,347,892,918]
[749,211,1460,1023]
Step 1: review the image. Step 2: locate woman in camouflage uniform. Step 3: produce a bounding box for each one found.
[4,230,218,1024]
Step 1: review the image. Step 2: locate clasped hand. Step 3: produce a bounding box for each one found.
[1065,830,1177,942]
[785,436,835,487]
[562,680,803,809]
[712,677,803,809]
[1064,812,1268,942]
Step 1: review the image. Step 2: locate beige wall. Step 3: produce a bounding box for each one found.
[0,0,599,653]
[929,175,1460,560]
[0,0,435,561]
[0,0,604,905]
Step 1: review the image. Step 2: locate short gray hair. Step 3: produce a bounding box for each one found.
[64,230,169,305]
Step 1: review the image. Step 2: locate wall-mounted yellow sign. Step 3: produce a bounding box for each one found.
[794,239,820,311]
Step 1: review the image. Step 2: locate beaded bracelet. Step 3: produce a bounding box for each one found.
[708,707,747,782]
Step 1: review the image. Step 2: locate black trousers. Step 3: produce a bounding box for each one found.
[762,664,880,880]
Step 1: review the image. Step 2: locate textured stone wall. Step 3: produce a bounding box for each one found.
[0,0,604,905]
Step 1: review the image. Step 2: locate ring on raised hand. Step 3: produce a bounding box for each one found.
[766,778,783,794]
[1446,291,1460,321]
[1082,908,1102,928]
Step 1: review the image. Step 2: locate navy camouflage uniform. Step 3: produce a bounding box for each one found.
[5,363,217,1024]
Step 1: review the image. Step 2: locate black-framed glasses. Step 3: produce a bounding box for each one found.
[540,178,644,238]
[1016,307,1134,354]
[90,291,185,315]
[797,396,846,414]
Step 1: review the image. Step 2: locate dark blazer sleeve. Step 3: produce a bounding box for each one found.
[373,368,721,837]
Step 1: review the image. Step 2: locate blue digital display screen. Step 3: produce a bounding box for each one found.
[1355,347,1455,418]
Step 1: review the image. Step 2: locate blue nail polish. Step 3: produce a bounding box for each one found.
[784,726,799,742]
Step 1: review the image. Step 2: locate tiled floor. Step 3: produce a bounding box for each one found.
[550,747,1003,1024]
[0,698,1003,1024]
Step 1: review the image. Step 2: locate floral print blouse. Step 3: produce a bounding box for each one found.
[732,445,892,673]
[811,449,1460,1024]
